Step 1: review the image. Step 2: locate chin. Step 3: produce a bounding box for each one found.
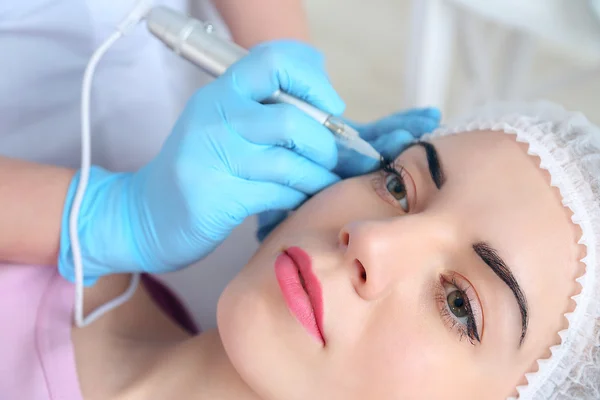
[216,252,323,400]
[217,272,267,391]
[216,255,285,395]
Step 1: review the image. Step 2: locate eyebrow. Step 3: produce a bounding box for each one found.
[473,242,529,346]
[406,141,445,189]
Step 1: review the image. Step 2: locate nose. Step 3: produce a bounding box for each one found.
[338,216,452,301]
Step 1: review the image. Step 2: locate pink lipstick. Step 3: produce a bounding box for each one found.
[274,246,325,345]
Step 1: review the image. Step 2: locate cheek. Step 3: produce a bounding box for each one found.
[328,306,454,399]
[285,176,395,230]
[336,292,493,400]
[257,179,368,248]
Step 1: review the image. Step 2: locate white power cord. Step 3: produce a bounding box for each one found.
[71,0,153,328]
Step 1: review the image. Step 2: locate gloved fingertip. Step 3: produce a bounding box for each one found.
[327,94,346,116]
[420,119,441,134]
[376,129,413,147]
[292,78,346,117]
[362,157,381,173]
[421,107,442,121]
[374,130,415,159]
[399,117,440,138]
[334,139,383,177]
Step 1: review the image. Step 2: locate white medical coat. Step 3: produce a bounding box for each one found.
[0,0,227,171]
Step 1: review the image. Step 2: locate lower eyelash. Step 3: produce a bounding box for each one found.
[434,275,480,345]
[438,303,476,345]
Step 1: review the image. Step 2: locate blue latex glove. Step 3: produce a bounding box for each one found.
[58,40,347,284]
[256,107,441,241]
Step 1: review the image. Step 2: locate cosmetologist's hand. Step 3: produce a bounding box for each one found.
[58,40,347,284]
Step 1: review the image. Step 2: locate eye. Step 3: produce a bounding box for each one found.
[385,174,409,212]
[442,279,479,340]
[435,274,483,345]
[372,158,415,212]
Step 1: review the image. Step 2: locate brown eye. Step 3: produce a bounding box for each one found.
[385,175,409,211]
[447,290,468,318]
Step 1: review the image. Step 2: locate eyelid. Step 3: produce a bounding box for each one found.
[440,272,484,342]
[372,159,417,211]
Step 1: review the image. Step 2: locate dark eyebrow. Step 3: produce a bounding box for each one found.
[405,141,445,189]
[473,242,529,346]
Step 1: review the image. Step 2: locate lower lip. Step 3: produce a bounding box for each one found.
[274,248,325,345]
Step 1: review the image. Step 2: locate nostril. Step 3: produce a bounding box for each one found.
[339,231,350,247]
[355,259,367,282]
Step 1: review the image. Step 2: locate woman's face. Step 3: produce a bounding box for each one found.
[217,131,582,400]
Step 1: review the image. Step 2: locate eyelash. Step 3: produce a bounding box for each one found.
[372,157,410,211]
[380,156,399,172]
[434,273,481,345]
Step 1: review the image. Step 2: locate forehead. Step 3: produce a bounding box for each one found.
[432,131,571,228]
[422,131,566,245]
[416,131,578,260]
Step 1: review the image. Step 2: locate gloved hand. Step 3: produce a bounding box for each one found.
[58,40,347,285]
[256,107,441,241]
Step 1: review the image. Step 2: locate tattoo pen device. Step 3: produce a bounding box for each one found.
[145,6,381,160]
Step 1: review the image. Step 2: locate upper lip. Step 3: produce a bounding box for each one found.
[285,246,325,341]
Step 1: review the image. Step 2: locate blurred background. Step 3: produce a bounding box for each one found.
[160,0,600,330]
[307,0,600,124]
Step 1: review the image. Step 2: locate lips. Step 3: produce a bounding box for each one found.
[274,246,325,345]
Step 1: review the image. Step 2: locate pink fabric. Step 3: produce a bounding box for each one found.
[0,265,199,399]
[0,264,82,400]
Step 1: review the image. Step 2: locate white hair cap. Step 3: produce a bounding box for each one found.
[424,101,600,400]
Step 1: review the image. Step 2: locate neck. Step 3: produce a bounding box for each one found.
[123,329,261,400]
